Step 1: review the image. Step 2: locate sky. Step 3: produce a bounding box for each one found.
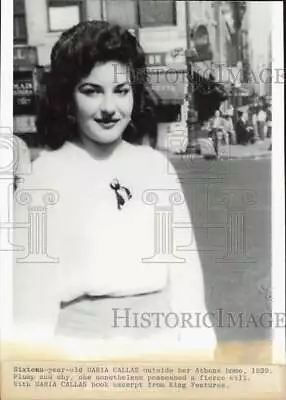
[247,2,273,95]
[248,2,272,67]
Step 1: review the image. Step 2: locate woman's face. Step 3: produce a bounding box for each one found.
[74,61,134,145]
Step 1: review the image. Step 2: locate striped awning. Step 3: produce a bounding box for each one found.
[147,69,186,104]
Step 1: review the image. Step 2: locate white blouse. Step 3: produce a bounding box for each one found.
[13,140,217,353]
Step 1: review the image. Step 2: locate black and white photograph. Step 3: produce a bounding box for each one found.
[1,0,284,370]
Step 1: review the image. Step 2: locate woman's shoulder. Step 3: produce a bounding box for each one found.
[124,142,177,185]
[18,142,79,186]
[33,141,88,168]
[126,141,168,165]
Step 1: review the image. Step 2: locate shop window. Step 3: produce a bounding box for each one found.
[105,0,176,28]
[47,0,85,32]
[14,0,27,44]
[105,0,137,28]
[138,0,176,27]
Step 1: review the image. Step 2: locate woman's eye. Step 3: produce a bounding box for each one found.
[115,88,130,96]
[79,86,102,95]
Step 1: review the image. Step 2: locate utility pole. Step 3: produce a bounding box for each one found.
[100,0,104,20]
[134,0,140,41]
[233,1,247,108]
[185,0,197,153]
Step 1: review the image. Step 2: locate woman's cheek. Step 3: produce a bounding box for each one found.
[75,93,101,115]
[119,96,134,116]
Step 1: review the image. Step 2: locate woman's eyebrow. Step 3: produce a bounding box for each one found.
[78,82,102,89]
[114,82,131,88]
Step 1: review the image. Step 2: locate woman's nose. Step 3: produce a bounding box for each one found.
[100,93,116,114]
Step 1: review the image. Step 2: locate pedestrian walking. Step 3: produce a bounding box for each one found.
[223,113,236,145]
[257,107,267,140]
[266,106,272,138]
[235,111,250,145]
[251,106,259,141]
[228,104,234,120]
[14,20,216,354]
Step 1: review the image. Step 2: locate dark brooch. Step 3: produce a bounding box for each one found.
[110,179,132,210]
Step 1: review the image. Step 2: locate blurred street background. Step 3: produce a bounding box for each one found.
[14,0,273,353]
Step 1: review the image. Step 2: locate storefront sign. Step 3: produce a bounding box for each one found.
[13,71,36,115]
[146,52,166,67]
[146,49,186,69]
[148,70,186,104]
[146,49,187,104]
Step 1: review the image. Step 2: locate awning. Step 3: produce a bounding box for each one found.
[147,65,228,106]
[235,85,252,97]
[147,69,186,105]
[237,105,250,113]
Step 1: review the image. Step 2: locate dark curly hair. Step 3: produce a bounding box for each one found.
[36,20,156,149]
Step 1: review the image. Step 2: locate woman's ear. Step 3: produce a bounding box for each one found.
[66,99,78,127]
[123,120,139,144]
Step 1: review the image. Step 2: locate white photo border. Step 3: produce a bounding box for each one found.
[0,0,285,363]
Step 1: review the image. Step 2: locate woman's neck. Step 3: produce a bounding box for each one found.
[76,135,126,161]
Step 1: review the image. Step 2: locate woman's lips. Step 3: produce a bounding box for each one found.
[94,119,120,129]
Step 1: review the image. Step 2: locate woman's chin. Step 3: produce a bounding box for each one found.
[85,133,122,147]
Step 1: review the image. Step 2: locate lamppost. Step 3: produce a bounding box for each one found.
[185,0,198,153]
[134,0,140,41]
[100,0,104,20]
[233,1,247,109]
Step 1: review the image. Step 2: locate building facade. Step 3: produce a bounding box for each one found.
[22,1,223,66]
[14,0,239,149]
[14,0,39,142]
[247,1,272,98]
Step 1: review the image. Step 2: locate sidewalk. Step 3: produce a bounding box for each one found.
[218,138,272,160]
[169,138,272,161]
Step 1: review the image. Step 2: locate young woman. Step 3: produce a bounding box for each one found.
[14,21,216,355]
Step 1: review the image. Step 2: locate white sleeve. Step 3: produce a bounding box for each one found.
[159,154,217,356]
[13,156,62,338]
